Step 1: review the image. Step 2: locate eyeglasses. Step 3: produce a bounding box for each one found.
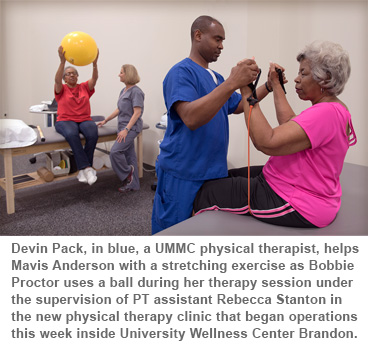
[64,72,78,76]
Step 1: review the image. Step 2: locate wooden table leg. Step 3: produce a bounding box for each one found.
[137,132,143,178]
[3,149,15,214]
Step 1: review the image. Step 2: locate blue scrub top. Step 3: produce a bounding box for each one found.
[158,58,242,181]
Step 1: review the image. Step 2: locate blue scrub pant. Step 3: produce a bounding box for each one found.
[151,161,204,234]
[55,120,98,170]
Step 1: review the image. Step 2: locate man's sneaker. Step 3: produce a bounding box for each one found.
[84,167,97,185]
[77,170,87,183]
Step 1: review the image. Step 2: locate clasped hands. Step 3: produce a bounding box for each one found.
[232,58,287,95]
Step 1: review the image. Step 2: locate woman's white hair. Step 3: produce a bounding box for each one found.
[297,40,350,96]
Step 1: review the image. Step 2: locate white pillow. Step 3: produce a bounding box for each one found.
[0,119,37,148]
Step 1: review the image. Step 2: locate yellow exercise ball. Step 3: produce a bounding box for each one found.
[61,31,97,66]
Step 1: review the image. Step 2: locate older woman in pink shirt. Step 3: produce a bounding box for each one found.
[193,41,356,228]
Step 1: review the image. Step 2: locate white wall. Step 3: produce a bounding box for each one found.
[1,0,367,167]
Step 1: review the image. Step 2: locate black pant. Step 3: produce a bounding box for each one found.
[193,166,316,228]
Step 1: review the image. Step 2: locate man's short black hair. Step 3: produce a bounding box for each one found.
[190,15,223,41]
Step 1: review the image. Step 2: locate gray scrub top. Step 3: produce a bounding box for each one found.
[117,85,144,133]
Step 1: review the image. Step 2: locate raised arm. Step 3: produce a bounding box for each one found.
[88,49,99,91]
[175,59,259,130]
[268,62,296,125]
[54,46,66,94]
[232,81,274,115]
[241,83,310,156]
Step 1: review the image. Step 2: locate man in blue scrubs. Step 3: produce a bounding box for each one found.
[152,15,260,234]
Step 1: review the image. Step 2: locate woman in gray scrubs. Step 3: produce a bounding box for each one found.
[98,64,145,192]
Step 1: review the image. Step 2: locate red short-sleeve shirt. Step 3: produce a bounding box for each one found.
[55,81,94,122]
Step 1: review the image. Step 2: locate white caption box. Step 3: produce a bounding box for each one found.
[0,236,367,353]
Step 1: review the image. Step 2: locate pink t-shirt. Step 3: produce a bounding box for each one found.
[55,81,94,122]
[263,102,356,227]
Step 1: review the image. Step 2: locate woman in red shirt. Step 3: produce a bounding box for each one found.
[54,46,99,185]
